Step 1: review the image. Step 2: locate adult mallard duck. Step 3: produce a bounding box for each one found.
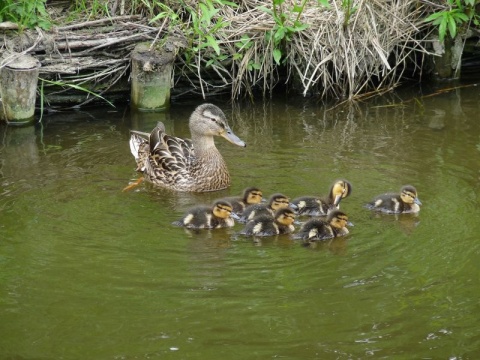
[293,210,352,242]
[129,103,246,192]
[172,200,238,229]
[365,185,422,214]
[220,186,263,215]
[238,193,296,224]
[291,179,352,216]
[240,208,296,237]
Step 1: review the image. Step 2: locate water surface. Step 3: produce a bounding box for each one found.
[1,84,479,359]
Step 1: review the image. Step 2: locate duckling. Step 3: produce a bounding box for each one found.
[129,103,246,192]
[293,210,352,242]
[220,187,263,215]
[291,179,352,216]
[365,185,422,214]
[240,208,296,237]
[238,193,295,223]
[172,200,237,229]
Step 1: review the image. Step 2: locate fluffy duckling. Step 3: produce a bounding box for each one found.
[365,185,422,214]
[238,193,295,223]
[294,210,352,242]
[172,200,237,229]
[240,208,296,237]
[292,179,352,216]
[220,187,263,215]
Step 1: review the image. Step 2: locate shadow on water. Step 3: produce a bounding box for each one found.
[1,83,480,359]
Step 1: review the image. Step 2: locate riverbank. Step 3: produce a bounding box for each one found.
[1,0,479,109]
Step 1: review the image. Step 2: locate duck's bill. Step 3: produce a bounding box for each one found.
[414,197,422,206]
[230,212,241,221]
[288,203,298,210]
[222,128,246,147]
[333,194,343,207]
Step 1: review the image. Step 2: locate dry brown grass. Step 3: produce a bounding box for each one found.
[0,0,433,104]
[171,0,432,100]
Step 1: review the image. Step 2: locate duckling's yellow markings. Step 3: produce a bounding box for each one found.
[122,177,144,192]
[214,204,232,219]
[401,190,417,204]
[248,191,263,204]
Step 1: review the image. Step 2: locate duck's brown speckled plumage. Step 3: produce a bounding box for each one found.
[129,103,246,192]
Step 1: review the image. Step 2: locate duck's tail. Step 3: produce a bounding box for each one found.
[129,130,149,171]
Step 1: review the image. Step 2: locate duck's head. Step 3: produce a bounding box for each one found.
[400,185,422,206]
[212,200,234,219]
[268,193,291,211]
[190,103,246,147]
[243,187,263,205]
[331,179,352,206]
[327,210,351,229]
[274,208,296,226]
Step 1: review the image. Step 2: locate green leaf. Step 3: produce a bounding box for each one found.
[39,78,115,108]
[317,0,331,8]
[250,61,261,70]
[447,14,456,38]
[273,48,282,64]
[438,17,447,42]
[149,12,168,24]
[205,34,221,55]
[424,12,444,23]
[454,12,469,22]
[274,26,286,43]
[293,5,303,13]
[292,21,309,31]
[258,6,273,16]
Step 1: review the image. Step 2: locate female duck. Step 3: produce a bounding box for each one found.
[220,187,263,215]
[172,200,237,229]
[365,185,422,214]
[129,103,246,192]
[240,208,296,237]
[294,210,352,242]
[291,179,352,216]
[239,193,295,223]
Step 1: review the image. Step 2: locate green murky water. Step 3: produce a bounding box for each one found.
[1,84,479,359]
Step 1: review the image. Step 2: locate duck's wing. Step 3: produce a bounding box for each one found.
[141,122,195,186]
[149,123,194,168]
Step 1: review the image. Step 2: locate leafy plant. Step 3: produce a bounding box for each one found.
[0,0,51,30]
[341,0,358,30]
[424,0,479,42]
[259,0,329,65]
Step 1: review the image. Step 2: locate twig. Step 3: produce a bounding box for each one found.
[56,15,142,31]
